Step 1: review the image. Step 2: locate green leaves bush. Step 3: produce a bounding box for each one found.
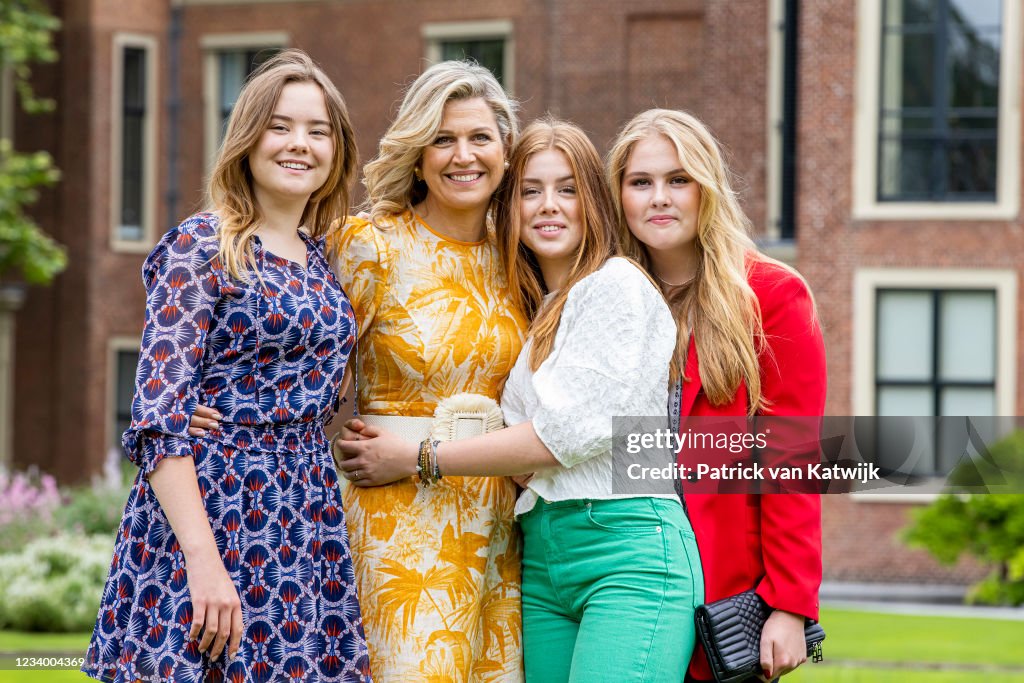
[904,430,1024,606]
[0,532,112,632]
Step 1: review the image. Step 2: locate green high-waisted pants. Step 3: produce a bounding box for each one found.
[520,497,704,683]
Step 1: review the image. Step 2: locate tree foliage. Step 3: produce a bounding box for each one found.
[904,430,1024,606]
[0,0,64,285]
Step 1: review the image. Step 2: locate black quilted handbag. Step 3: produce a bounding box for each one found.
[694,590,825,683]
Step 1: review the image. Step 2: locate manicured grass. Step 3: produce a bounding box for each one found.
[788,667,1024,683]
[0,632,90,653]
[0,606,1022,682]
[816,607,1024,667]
[0,672,90,683]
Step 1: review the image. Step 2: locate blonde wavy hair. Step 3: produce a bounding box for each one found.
[494,118,620,371]
[608,109,794,414]
[361,60,518,225]
[207,48,357,281]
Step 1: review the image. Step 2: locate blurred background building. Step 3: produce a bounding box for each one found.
[4,0,1018,588]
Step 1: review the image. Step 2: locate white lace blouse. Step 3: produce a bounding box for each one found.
[500,257,678,516]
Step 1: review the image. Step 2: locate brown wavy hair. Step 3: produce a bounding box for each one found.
[207,48,357,281]
[494,117,620,370]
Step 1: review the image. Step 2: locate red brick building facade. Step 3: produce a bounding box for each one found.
[9,0,1018,585]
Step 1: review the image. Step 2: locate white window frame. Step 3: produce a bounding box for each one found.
[202,32,289,168]
[852,0,1022,220]
[107,336,142,450]
[422,20,515,93]
[851,268,1017,502]
[111,34,159,253]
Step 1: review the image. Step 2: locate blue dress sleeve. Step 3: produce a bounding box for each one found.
[122,215,224,476]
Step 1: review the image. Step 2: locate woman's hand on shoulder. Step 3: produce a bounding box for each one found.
[759,609,809,680]
[188,404,222,437]
[332,421,419,486]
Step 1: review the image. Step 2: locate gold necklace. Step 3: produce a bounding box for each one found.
[655,272,696,288]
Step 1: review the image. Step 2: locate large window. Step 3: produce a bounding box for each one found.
[853,1,1020,219]
[879,0,1000,201]
[111,34,158,249]
[424,21,513,91]
[202,33,287,165]
[853,269,1017,480]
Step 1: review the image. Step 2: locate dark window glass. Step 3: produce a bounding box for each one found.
[878,0,1001,201]
[218,48,281,142]
[441,39,505,86]
[120,47,146,241]
[115,350,140,445]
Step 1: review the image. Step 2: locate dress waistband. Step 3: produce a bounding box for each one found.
[208,420,328,455]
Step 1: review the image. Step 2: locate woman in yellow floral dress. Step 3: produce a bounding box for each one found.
[330,62,527,682]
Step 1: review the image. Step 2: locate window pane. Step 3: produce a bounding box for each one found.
[882,32,935,109]
[884,0,937,26]
[878,386,934,415]
[120,47,146,242]
[949,139,997,195]
[217,48,282,142]
[939,291,995,380]
[116,350,139,444]
[123,48,145,109]
[949,26,1000,107]
[878,291,934,380]
[950,0,1001,28]
[879,138,934,199]
[219,51,248,119]
[441,39,505,85]
[940,387,995,415]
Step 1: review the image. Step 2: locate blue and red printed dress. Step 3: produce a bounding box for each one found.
[83,213,372,683]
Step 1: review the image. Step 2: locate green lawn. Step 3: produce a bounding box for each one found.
[0,606,1021,682]
[789,669,1024,683]
[813,607,1024,667]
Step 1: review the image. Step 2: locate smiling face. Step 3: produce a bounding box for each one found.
[518,148,583,287]
[419,97,506,216]
[620,132,701,266]
[249,81,334,211]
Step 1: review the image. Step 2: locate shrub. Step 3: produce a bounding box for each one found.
[904,429,1024,606]
[0,531,112,632]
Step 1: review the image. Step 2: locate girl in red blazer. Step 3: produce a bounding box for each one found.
[607,109,826,682]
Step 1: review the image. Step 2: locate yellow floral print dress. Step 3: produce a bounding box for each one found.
[330,212,528,682]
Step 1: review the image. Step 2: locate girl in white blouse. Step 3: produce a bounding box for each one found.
[336,119,704,682]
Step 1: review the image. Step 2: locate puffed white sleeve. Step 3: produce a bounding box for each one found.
[530,259,676,468]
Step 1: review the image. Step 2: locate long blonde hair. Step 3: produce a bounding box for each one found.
[495,118,619,370]
[207,48,357,281]
[361,60,518,225]
[608,109,774,413]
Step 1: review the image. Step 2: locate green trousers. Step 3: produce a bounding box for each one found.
[520,497,704,683]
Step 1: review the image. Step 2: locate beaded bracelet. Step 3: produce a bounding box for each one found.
[417,439,432,485]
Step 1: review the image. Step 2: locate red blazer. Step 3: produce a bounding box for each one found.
[681,258,826,681]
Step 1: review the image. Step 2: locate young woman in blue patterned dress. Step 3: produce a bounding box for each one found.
[82,49,372,683]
